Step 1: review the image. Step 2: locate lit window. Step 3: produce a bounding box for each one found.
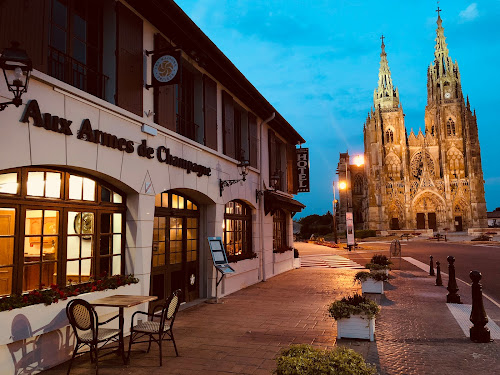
[0,173,18,195]
[224,200,252,261]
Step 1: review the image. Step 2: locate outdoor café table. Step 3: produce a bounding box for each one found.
[91,295,157,363]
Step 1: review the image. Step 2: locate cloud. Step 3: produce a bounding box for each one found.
[459,3,479,23]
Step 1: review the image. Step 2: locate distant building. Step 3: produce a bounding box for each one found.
[488,208,500,228]
[360,10,487,232]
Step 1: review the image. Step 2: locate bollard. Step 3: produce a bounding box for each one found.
[429,255,435,276]
[469,271,491,343]
[446,256,461,303]
[435,261,443,286]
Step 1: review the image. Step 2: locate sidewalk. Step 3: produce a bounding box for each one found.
[43,242,500,374]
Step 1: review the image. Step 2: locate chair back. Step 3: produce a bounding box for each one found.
[159,289,182,332]
[66,299,98,341]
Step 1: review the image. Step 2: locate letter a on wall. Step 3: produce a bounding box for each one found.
[296,148,310,193]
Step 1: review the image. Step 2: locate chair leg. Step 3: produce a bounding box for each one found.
[127,331,135,364]
[147,335,152,353]
[158,335,163,367]
[93,345,99,375]
[67,343,80,375]
[170,331,179,357]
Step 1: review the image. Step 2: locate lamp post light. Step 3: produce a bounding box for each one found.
[220,159,250,197]
[0,42,32,111]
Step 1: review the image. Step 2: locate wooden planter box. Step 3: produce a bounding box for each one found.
[361,279,384,294]
[336,315,375,341]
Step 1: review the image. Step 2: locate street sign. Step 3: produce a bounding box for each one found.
[346,212,355,246]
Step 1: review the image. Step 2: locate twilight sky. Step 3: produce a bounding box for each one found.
[175,0,500,218]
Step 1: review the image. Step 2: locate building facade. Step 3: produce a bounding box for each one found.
[0,0,305,372]
[362,11,487,232]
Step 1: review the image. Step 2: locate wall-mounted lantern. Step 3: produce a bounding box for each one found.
[219,159,250,197]
[0,42,33,111]
[256,172,281,203]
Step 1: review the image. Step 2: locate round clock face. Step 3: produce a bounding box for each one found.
[444,92,451,99]
[153,55,178,83]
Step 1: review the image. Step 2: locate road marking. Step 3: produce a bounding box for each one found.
[301,254,365,269]
[472,244,500,249]
[402,257,500,310]
[447,303,500,339]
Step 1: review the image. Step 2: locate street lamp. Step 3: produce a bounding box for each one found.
[0,42,32,111]
[332,179,338,244]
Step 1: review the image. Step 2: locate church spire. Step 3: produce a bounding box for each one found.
[374,35,400,109]
[434,6,452,78]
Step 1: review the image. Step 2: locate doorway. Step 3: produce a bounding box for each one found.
[390,218,400,230]
[151,191,200,309]
[428,213,437,231]
[454,216,463,232]
[416,213,425,229]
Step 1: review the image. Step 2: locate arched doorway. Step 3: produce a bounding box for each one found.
[151,190,200,307]
[412,192,445,231]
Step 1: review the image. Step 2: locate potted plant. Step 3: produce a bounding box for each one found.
[328,294,380,341]
[274,344,377,375]
[365,254,392,275]
[354,271,388,294]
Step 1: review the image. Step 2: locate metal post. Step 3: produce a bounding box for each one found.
[446,256,461,304]
[332,181,338,244]
[429,255,435,276]
[469,270,491,343]
[435,261,443,286]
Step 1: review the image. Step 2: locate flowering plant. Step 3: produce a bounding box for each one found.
[0,273,138,312]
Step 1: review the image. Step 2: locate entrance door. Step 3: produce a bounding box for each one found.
[428,213,437,231]
[455,216,463,232]
[416,213,425,229]
[390,218,400,230]
[151,192,199,309]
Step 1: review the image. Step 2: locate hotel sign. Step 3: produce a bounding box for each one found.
[296,148,310,193]
[20,100,211,177]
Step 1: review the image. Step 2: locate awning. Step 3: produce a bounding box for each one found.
[264,191,306,216]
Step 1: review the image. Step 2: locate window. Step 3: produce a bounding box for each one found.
[0,168,125,296]
[176,65,204,143]
[385,129,394,143]
[447,118,456,136]
[48,0,107,98]
[268,130,284,191]
[273,209,286,251]
[224,201,253,262]
[353,174,364,195]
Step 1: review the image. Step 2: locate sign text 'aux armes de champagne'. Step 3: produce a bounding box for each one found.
[296,148,310,193]
[20,100,211,177]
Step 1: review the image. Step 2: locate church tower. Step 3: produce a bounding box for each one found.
[364,37,409,230]
[360,8,487,232]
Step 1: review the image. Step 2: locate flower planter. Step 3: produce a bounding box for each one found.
[361,279,384,294]
[293,257,301,269]
[336,314,375,341]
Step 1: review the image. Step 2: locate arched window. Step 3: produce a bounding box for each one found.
[0,167,126,296]
[447,118,456,136]
[385,129,394,143]
[273,209,287,251]
[353,174,364,195]
[224,200,253,262]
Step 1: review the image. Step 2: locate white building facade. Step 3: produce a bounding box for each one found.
[0,0,305,372]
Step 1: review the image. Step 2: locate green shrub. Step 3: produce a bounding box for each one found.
[328,294,380,320]
[294,248,300,258]
[274,344,377,375]
[354,229,377,239]
[354,271,388,283]
[370,254,392,266]
[365,263,390,271]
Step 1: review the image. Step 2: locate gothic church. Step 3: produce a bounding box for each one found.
[362,10,487,232]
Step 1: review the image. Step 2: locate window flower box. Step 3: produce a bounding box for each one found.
[336,315,376,341]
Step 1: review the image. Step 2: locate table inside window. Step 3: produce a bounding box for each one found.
[91,295,157,363]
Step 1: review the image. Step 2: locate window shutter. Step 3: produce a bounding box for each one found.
[268,129,276,184]
[222,90,235,159]
[203,75,217,150]
[287,143,298,194]
[116,3,143,117]
[0,0,49,72]
[153,34,176,131]
[249,113,258,169]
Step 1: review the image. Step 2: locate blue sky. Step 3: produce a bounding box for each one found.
[175,1,500,217]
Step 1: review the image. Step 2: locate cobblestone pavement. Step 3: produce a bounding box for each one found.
[43,242,500,374]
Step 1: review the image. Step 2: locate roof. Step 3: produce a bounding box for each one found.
[127,0,305,145]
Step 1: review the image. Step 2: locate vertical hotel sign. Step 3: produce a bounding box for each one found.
[296,148,310,192]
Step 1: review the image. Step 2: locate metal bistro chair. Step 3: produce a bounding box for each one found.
[66,299,120,375]
[127,289,182,366]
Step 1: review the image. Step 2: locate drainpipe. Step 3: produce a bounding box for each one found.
[259,112,275,282]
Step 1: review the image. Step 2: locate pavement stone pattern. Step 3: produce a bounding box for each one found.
[42,242,500,374]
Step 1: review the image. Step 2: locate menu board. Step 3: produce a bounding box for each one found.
[207,237,235,274]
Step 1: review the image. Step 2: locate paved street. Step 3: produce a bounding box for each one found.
[44,241,500,374]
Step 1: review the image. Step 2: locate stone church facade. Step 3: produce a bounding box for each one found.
[362,11,487,232]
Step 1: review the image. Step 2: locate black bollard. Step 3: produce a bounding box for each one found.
[435,261,443,286]
[446,256,461,303]
[429,255,435,276]
[469,271,491,343]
